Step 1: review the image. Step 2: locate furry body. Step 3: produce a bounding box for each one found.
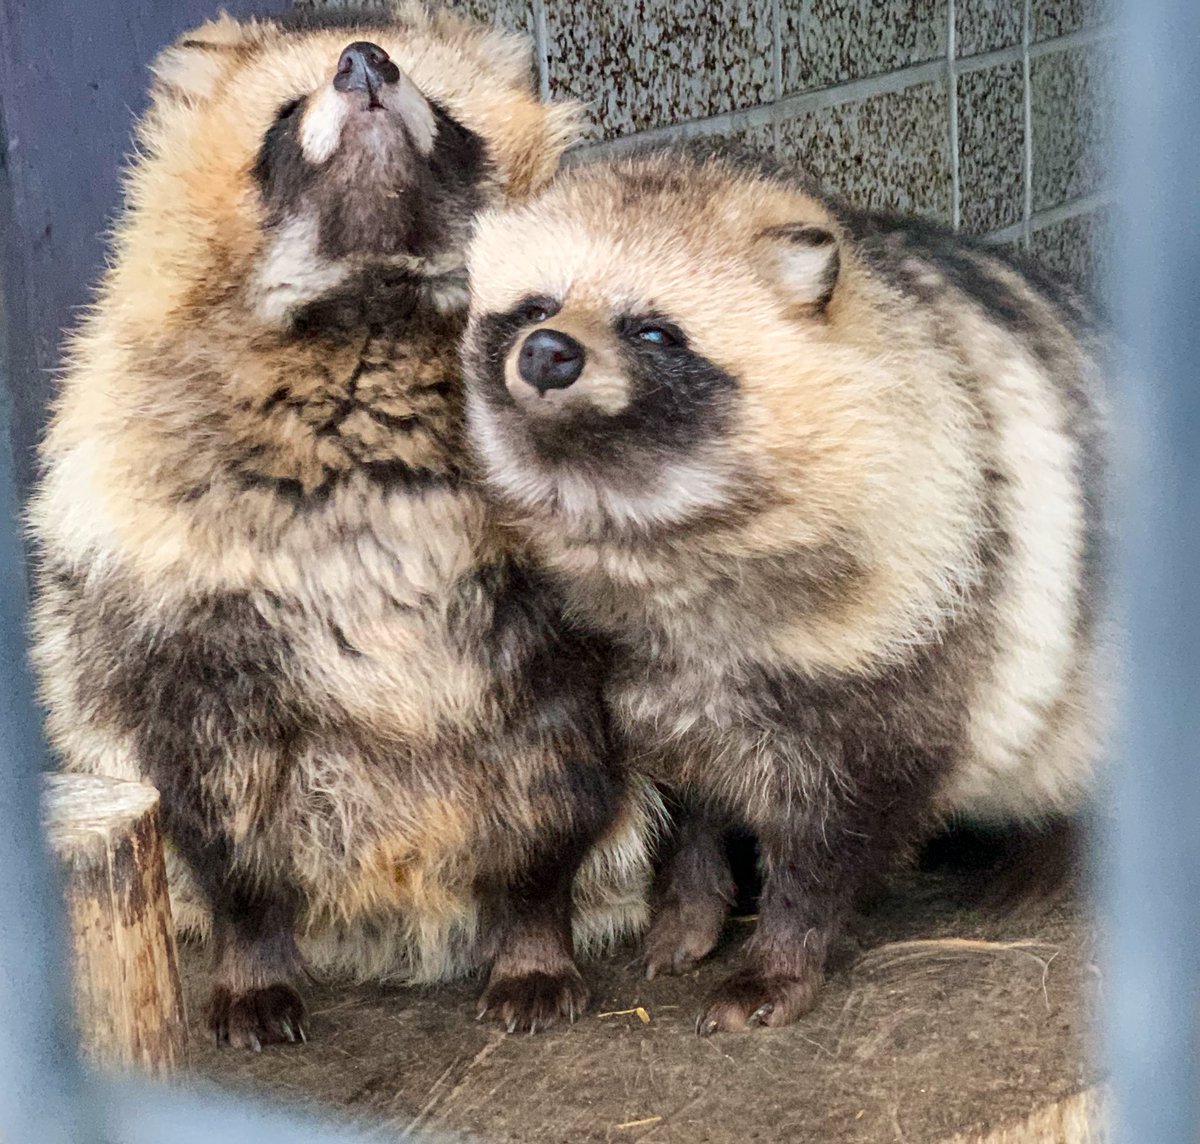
[29,7,657,1046]
[463,148,1108,1032]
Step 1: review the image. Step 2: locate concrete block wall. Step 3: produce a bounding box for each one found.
[299,0,1115,303]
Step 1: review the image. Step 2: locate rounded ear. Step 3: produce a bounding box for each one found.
[150,15,249,105]
[757,222,840,313]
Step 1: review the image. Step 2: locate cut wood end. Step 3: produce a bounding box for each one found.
[41,771,187,1077]
[42,773,161,840]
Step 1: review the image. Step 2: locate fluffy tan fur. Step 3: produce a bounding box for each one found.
[29,6,657,1036]
[467,154,1106,825]
[463,149,1108,1031]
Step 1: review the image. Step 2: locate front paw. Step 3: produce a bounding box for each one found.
[208,983,308,1050]
[644,895,728,979]
[695,966,822,1035]
[477,968,590,1033]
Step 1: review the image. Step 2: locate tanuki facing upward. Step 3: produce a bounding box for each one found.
[29,6,659,1049]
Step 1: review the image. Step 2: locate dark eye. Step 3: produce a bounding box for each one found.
[521,303,551,324]
[635,323,680,347]
[275,99,301,121]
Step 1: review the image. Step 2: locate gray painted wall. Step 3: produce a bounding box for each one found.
[0,0,291,496]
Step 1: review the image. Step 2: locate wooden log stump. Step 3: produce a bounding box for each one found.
[41,773,188,1076]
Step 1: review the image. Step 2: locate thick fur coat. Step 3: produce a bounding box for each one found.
[462,147,1108,1033]
[29,6,659,1047]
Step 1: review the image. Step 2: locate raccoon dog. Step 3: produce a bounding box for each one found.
[29,7,659,1047]
[462,148,1107,1034]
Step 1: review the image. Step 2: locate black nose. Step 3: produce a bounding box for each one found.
[517,329,586,393]
[334,41,401,96]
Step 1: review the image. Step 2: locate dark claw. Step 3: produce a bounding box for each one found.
[750,1003,775,1026]
[207,983,308,1051]
[477,968,590,1035]
[695,966,822,1034]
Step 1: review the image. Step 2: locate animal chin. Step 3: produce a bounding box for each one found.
[301,89,410,166]
[331,113,418,181]
[338,79,398,115]
[341,112,406,154]
[506,382,583,419]
[340,87,390,116]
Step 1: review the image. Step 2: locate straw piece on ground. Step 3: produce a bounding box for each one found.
[857,937,1062,972]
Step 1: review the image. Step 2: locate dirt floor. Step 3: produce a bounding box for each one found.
[182,868,1099,1144]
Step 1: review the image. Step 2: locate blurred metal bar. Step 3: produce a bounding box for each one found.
[1107,1,1200,1141]
[0,228,100,1144]
[106,1082,402,1144]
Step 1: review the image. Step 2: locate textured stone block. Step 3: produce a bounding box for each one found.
[1032,0,1116,41]
[545,0,774,140]
[1031,41,1115,211]
[446,0,533,34]
[956,0,1024,57]
[779,0,947,93]
[958,61,1025,233]
[776,81,953,221]
[293,1,535,40]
